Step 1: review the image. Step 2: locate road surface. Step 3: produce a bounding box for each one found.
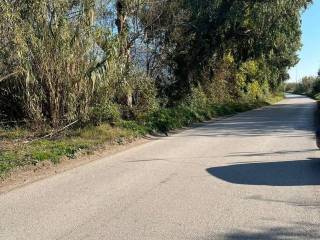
[1,94,320,240]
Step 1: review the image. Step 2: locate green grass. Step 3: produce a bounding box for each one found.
[0,94,283,178]
[0,124,143,178]
[145,96,281,133]
[0,127,30,140]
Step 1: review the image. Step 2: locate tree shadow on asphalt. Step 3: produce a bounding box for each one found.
[210,222,320,240]
[206,158,320,186]
[227,149,318,158]
[172,101,317,138]
[245,195,320,209]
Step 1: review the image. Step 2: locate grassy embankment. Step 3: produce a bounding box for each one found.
[0,94,283,178]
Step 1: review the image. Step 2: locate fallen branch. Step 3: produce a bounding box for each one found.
[25,120,79,143]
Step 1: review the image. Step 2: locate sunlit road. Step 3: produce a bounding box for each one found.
[1,94,320,240]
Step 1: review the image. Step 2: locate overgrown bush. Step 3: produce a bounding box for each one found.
[0,0,308,130]
[0,1,98,126]
[145,86,273,134]
[89,102,121,125]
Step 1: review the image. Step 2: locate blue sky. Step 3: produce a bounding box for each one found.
[288,1,320,82]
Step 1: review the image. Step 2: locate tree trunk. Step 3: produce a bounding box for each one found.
[116,0,132,108]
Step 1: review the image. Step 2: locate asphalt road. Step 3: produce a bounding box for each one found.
[1,94,320,240]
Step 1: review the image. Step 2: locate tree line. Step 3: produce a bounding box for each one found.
[286,71,320,99]
[0,0,311,129]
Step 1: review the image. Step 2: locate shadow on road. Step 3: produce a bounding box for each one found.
[245,195,320,209]
[210,222,320,240]
[206,158,320,186]
[174,101,317,138]
[227,149,318,158]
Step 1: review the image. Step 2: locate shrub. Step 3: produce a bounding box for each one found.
[89,102,121,125]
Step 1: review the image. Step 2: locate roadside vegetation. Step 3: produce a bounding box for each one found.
[0,95,284,177]
[0,0,310,177]
[286,72,320,100]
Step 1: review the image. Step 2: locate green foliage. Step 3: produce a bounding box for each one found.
[90,102,121,125]
[0,0,98,126]
[0,0,309,176]
[0,89,282,177]
[313,93,320,101]
[289,75,320,97]
[0,122,145,177]
[146,87,276,133]
[0,127,29,140]
[116,120,149,136]
[312,79,320,95]
[0,0,309,126]
[141,0,310,101]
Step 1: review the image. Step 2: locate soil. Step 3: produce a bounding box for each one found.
[0,136,157,194]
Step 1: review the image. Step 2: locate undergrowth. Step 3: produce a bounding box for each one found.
[0,94,283,178]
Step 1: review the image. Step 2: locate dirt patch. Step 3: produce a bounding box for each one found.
[0,136,158,194]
